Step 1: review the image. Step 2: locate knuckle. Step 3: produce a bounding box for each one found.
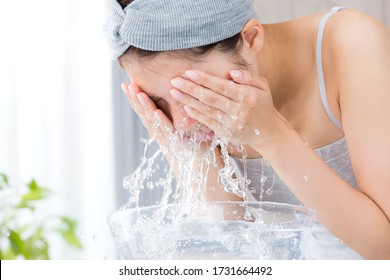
[200,75,209,85]
[205,105,215,116]
[194,87,213,104]
[187,82,198,95]
[224,100,233,111]
[236,86,247,101]
[202,92,217,104]
[246,90,259,104]
[214,81,228,95]
[193,85,205,99]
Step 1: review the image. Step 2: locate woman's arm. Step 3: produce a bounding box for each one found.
[169,11,390,258]
[253,11,390,259]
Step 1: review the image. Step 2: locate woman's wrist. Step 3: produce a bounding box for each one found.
[251,118,303,162]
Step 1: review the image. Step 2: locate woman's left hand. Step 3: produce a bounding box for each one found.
[169,69,289,151]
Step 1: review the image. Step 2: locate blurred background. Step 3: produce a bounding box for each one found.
[0,0,389,259]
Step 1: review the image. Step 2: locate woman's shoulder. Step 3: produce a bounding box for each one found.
[326,9,390,56]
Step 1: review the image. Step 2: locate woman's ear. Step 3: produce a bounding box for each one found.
[241,19,264,51]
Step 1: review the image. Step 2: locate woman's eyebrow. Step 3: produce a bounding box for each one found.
[141,89,164,102]
[149,95,161,101]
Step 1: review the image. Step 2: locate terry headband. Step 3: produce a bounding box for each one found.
[105,0,258,59]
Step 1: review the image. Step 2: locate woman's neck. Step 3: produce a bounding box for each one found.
[258,18,318,109]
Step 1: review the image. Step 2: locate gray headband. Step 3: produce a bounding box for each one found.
[105,0,257,59]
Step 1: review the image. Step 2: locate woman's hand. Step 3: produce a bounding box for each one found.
[169,70,290,152]
[122,83,174,149]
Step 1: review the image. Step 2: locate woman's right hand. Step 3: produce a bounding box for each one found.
[122,83,174,149]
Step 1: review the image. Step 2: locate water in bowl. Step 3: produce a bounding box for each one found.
[108,201,315,260]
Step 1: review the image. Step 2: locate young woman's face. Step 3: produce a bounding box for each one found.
[123,51,240,133]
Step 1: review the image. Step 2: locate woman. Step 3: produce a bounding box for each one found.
[105,0,390,259]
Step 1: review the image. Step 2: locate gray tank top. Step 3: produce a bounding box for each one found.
[231,7,363,259]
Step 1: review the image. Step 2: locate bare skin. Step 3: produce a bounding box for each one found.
[121,10,390,259]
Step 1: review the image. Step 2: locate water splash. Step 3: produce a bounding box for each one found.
[115,119,257,258]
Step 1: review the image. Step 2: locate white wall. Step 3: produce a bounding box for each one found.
[254,0,390,27]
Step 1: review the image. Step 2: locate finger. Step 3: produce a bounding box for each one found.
[125,85,156,132]
[121,83,133,109]
[229,70,270,91]
[125,84,145,116]
[131,86,175,133]
[179,70,241,102]
[170,88,227,123]
[136,91,159,127]
[121,83,129,94]
[170,78,237,113]
[183,105,223,134]
[154,109,174,133]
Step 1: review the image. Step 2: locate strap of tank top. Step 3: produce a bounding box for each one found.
[316,7,347,130]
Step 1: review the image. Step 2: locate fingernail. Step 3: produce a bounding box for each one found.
[230,70,243,79]
[121,83,127,93]
[170,89,183,100]
[170,78,186,89]
[184,105,192,114]
[185,70,200,81]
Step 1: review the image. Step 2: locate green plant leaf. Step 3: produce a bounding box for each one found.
[23,232,49,260]
[9,230,24,255]
[18,180,51,207]
[16,201,35,210]
[0,173,8,189]
[25,180,51,199]
[57,217,82,249]
[21,190,47,201]
[1,175,83,259]
[2,247,17,260]
[61,231,83,249]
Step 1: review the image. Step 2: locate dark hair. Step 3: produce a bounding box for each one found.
[119,0,132,9]
[117,0,248,68]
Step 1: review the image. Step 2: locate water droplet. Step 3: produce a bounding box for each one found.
[266,188,273,196]
[304,176,309,182]
[231,114,238,120]
[244,210,252,220]
[254,129,261,136]
[260,175,267,184]
[304,142,309,147]
[237,124,245,130]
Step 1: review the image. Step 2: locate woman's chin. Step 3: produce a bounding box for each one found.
[179,125,215,143]
[201,130,215,142]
